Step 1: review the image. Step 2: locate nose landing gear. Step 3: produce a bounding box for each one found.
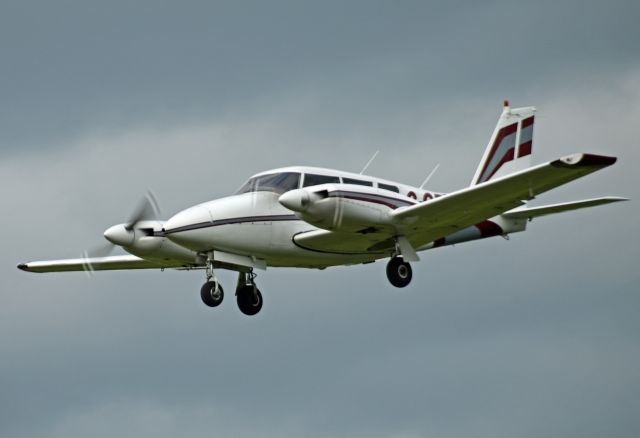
[198,255,263,315]
[236,271,263,316]
[386,257,412,288]
[200,258,224,307]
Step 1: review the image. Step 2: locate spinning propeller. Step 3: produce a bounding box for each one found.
[81,191,160,273]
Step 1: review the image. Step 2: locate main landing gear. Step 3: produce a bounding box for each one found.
[386,256,412,288]
[201,259,224,307]
[199,257,263,316]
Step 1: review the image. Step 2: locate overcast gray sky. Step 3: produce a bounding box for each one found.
[2,1,639,437]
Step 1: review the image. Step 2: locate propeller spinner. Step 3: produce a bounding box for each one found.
[82,191,160,272]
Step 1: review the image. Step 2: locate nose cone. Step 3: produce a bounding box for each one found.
[163,206,214,250]
[279,189,310,212]
[104,224,135,246]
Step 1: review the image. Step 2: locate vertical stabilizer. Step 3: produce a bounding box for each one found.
[471,101,536,186]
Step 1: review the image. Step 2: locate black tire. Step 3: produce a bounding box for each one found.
[236,285,263,316]
[200,281,224,307]
[386,257,412,288]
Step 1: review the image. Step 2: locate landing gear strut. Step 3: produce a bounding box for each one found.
[236,271,263,316]
[198,253,264,315]
[386,257,412,288]
[200,257,223,307]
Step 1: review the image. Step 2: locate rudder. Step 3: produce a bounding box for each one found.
[471,101,536,185]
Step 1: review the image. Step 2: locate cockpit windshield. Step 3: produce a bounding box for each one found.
[235,172,301,195]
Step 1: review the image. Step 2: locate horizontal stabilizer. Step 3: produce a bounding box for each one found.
[502,196,628,220]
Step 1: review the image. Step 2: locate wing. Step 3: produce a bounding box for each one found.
[392,153,617,247]
[17,255,193,273]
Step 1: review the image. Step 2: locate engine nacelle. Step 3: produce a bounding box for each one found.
[105,220,198,263]
[279,184,409,232]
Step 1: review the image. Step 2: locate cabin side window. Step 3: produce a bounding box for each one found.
[342,177,373,186]
[303,173,340,187]
[378,183,399,193]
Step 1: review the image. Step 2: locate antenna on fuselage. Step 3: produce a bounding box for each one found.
[359,150,380,175]
[419,163,440,189]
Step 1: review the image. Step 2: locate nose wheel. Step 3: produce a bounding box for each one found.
[386,257,412,288]
[236,272,263,316]
[198,256,263,316]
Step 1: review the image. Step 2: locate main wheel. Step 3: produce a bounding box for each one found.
[236,285,263,316]
[200,281,224,307]
[386,257,412,288]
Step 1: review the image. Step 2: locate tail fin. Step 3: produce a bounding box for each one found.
[471,101,536,186]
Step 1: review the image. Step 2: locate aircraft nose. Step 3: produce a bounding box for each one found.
[104,224,135,246]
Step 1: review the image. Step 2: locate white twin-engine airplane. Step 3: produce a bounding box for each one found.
[19,102,627,316]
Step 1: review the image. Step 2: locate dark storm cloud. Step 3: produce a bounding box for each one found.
[1,1,639,437]
[1,0,639,152]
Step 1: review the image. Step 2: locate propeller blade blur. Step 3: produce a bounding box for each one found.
[81,242,116,274]
[125,190,160,230]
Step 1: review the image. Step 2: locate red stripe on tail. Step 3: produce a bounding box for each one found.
[518,141,532,158]
[477,123,517,183]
